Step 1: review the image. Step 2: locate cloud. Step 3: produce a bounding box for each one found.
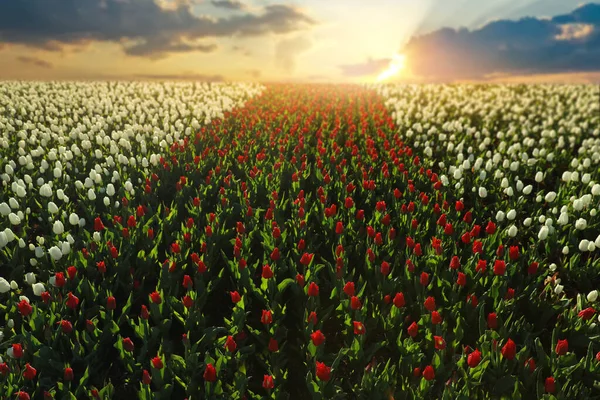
[0,0,315,58]
[125,39,218,59]
[402,3,600,80]
[135,72,224,81]
[338,58,391,77]
[211,0,247,11]
[17,56,53,69]
[245,69,261,78]
[275,35,312,73]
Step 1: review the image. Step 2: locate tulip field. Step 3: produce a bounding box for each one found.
[1,81,600,399]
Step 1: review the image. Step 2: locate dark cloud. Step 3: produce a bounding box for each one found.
[339,58,391,77]
[403,3,600,80]
[211,0,247,11]
[0,0,314,58]
[17,55,53,68]
[135,72,224,81]
[126,40,218,59]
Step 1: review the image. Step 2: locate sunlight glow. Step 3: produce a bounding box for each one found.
[376,53,406,82]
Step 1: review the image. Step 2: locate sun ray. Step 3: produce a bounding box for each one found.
[376,53,406,82]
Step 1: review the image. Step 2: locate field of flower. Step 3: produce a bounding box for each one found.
[0,81,599,399]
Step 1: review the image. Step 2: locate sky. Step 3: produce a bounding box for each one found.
[0,0,598,83]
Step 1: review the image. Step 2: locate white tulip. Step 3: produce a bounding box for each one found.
[8,213,21,225]
[69,213,79,226]
[61,241,71,255]
[52,220,64,235]
[24,272,35,285]
[34,246,44,258]
[545,192,557,203]
[10,281,18,290]
[478,187,487,198]
[0,202,10,216]
[32,282,45,296]
[579,239,590,251]
[538,226,549,240]
[588,290,598,302]
[562,246,569,255]
[508,225,518,237]
[523,185,533,195]
[523,217,532,227]
[0,278,10,293]
[535,172,544,182]
[496,211,505,222]
[575,218,587,230]
[48,201,59,214]
[554,284,564,295]
[507,209,516,220]
[48,246,62,261]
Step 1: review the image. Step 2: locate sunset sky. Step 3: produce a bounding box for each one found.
[0,0,599,83]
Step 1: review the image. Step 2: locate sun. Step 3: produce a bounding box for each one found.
[376,53,406,82]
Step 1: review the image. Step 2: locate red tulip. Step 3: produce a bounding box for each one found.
[230,291,241,303]
[106,296,116,310]
[420,272,429,286]
[204,363,217,382]
[12,343,23,358]
[224,336,237,352]
[422,365,435,381]
[424,296,436,312]
[501,339,516,360]
[23,363,37,380]
[545,377,555,393]
[307,282,319,297]
[578,307,596,320]
[315,362,331,381]
[66,292,79,309]
[268,338,279,352]
[555,339,568,356]
[263,375,275,390]
[60,320,73,334]
[262,265,274,279]
[508,245,519,260]
[343,282,355,296]
[487,313,498,329]
[393,292,405,308]
[311,330,326,346]
[408,322,418,338]
[123,337,134,352]
[457,272,467,287]
[493,260,506,275]
[151,356,163,369]
[150,291,162,304]
[467,349,482,368]
[434,336,446,350]
[261,310,273,325]
[353,321,366,335]
[64,367,74,381]
[18,299,32,317]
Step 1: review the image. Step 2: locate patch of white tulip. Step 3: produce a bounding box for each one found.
[375,83,600,282]
[0,81,264,293]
